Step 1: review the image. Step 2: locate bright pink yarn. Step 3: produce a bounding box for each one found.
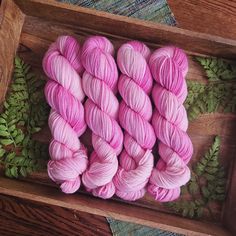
[43,36,88,194]
[148,46,193,202]
[81,36,123,199]
[113,41,155,201]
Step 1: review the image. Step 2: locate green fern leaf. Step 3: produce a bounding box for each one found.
[0,56,50,178]
[166,136,226,220]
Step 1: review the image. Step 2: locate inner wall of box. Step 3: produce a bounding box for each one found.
[17,15,236,223]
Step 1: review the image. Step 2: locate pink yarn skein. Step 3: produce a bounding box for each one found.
[81,36,123,199]
[43,36,88,194]
[114,41,155,201]
[148,46,193,202]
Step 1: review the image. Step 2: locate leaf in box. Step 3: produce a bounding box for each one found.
[15,78,26,84]
[0,125,7,131]
[5,168,12,178]
[3,101,9,109]
[182,208,189,217]
[15,133,25,144]
[203,173,215,181]
[188,208,195,218]
[201,186,210,198]
[195,163,205,175]
[0,148,6,157]
[22,148,28,157]
[0,130,10,137]
[0,118,6,124]
[207,160,219,167]
[10,166,18,178]
[215,186,225,194]
[205,167,218,174]
[8,119,17,126]
[188,181,199,194]
[5,152,16,163]
[19,167,27,177]
[0,139,14,146]
[217,178,226,186]
[196,207,203,218]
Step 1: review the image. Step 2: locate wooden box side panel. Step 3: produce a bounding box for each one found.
[0,177,232,236]
[0,0,24,103]
[14,0,236,59]
[223,158,236,234]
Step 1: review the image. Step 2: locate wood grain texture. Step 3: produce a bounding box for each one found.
[0,0,24,103]
[0,194,111,236]
[223,159,236,235]
[14,0,236,59]
[0,177,231,236]
[168,0,236,40]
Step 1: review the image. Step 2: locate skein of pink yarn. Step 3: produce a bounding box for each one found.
[43,35,88,194]
[114,41,155,201]
[81,36,123,199]
[148,46,193,202]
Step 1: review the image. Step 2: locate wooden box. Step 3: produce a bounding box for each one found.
[0,0,235,235]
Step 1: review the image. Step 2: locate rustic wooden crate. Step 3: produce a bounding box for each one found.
[0,0,235,235]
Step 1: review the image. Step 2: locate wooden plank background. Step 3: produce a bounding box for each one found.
[0,194,111,236]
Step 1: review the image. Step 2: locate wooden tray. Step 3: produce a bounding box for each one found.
[0,0,236,235]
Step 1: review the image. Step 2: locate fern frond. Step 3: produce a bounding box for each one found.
[166,136,226,219]
[196,57,236,81]
[0,56,50,178]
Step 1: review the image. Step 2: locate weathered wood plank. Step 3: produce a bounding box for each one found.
[14,0,236,59]
[0,0,24,103]
[0,177,231,236]
[0,194,111,236]
[168,0,236,40]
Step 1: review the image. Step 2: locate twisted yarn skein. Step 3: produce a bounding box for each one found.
[114,41,155,201]
[43,36,88,194]
[148,46,193,202]
[81,36,123,199]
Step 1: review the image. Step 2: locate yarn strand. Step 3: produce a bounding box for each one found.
[148,46,193,202]
[43,36,88,194]
[81,36,123,199]
[114,41,155,201]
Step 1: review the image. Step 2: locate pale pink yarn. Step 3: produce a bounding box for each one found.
[81,36,123,199]
[148,46,193,202]
[43,36,88,194]
[113,41,155,201]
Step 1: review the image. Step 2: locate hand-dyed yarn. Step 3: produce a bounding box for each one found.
[81,36,123,199]
[148,46,193,202]
[114,41,155,201]
[43,36,88,194]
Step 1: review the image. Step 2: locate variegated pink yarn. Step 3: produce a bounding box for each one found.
[81,36,123,199]
[114,41,155,201]
[43,36,88,194]
[148,46,193,202]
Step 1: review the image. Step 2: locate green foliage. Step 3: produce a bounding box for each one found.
[166,137,226,219]
[195,57,236,81]
[185,57,236,120]
[167,199,205,219]
[194,136,220,176]
[185,81,207,121]
[0,56,50,178]
[184,81,206,111]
